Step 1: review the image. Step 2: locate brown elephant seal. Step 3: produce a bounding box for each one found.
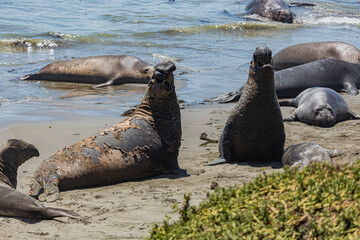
[0,139,78,219]
[21,55,155,88]
[273,41,360,70]
[245,0,295,23]
[30,61,181,202]
[282,142,342,170]
[205,46,285,166]
[280,87,360,127]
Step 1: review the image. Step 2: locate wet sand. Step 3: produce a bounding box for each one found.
[0,94,360,239]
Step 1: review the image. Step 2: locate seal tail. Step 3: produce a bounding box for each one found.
[42,207,80,219]
[204,158,227,166]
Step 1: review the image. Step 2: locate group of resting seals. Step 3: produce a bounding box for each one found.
[3,42,359,219]
[207,41,360,128]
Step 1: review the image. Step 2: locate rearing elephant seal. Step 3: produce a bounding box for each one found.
[273,41,360,70]
[205,46,285,166]
[0,139,78,219]
[30,61,181,202]
[280,87,360,127]
[245,0,295,23]
[21,55,155,88]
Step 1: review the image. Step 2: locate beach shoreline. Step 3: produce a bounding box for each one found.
[0,96,360,239]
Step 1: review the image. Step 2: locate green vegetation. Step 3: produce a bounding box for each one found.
[148,162,360,239]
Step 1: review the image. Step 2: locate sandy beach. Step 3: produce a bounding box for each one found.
[1,93,360,240]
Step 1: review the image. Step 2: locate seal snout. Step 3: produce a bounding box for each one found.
[153,61,176,82]
[254,46,272,68]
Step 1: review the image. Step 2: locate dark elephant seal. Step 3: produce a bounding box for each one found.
[245,0,295,23]
[280,87,360,127]
[205,46,285,166]
[282,142,342,170]
[206,58,360,103]
[273,41,360,70]
[21,55,155,88]
[30,61,181,202]
[0,139,78,219]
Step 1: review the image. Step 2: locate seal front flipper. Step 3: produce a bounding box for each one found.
[283,110,298,122]
[204,157,227,166]
[93,78,116,88]
[348,110,360,119]
[30,180,60,203]
[20,73,38,80]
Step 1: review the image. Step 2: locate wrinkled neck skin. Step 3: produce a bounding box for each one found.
[133,77,181,169]
[0,150,18,189]
[246,62,275,98]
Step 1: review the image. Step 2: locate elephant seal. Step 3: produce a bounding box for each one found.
[282,142,342,170]
[206,58,360,103]
[0,139,78,219]
[30,61,181,202]
[21,55,155,88]
[205,46,285,166]
[273,41,360,70]
[280,87,360,127]
[245,0,295,23]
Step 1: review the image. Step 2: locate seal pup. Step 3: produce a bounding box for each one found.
[282,142,342,170]
[206,58,360,103]
[0,139,78,219]
[280,87,360,127]
[30,61,181,202]
[205,46,285,166]
[245,0,295,23]
[21,55,155,88]
[273,41,360,70]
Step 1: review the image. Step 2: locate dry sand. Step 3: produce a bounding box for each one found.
[0,94,360,239]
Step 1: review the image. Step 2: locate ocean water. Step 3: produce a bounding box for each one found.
[0,0,359,125]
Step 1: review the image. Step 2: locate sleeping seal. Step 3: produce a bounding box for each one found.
[206,58,360,103]
[280,87,360,127]
[30,61,182,202]
[205,46,285,166]
[273,41,360,70]
[0,139,78,219]
[21,55,155,88]
[282,142,342,170]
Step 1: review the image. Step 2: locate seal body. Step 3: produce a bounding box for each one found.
[207,58,360,103]
[21,55,155,88]
[273,41,360,70]
[245,0,295,23]
[30,61,181,202]
[206,46,285,165]
[0,139,78,219]
[282,142,341,170]
[280,87,360,127]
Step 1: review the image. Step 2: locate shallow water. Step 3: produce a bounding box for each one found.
[0,0,359,125]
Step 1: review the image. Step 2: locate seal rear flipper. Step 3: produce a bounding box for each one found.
[20,74,38,80]
[289,3,316,7]
[326,149,343,158]
[204,157,227,166]
[93,78,115,88]
[343,82,359,95]
[42,207,80,219]
[204,88,243,103]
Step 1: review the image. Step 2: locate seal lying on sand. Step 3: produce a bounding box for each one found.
[30,61,181,202]
[280,87,360,127]
[205,46,285,166]
[206,58,360,103]
[273,41,360,70]
[21,55,154,88]
[282,142,342,170]
[0,139,78,219]
[245,0,295,23]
